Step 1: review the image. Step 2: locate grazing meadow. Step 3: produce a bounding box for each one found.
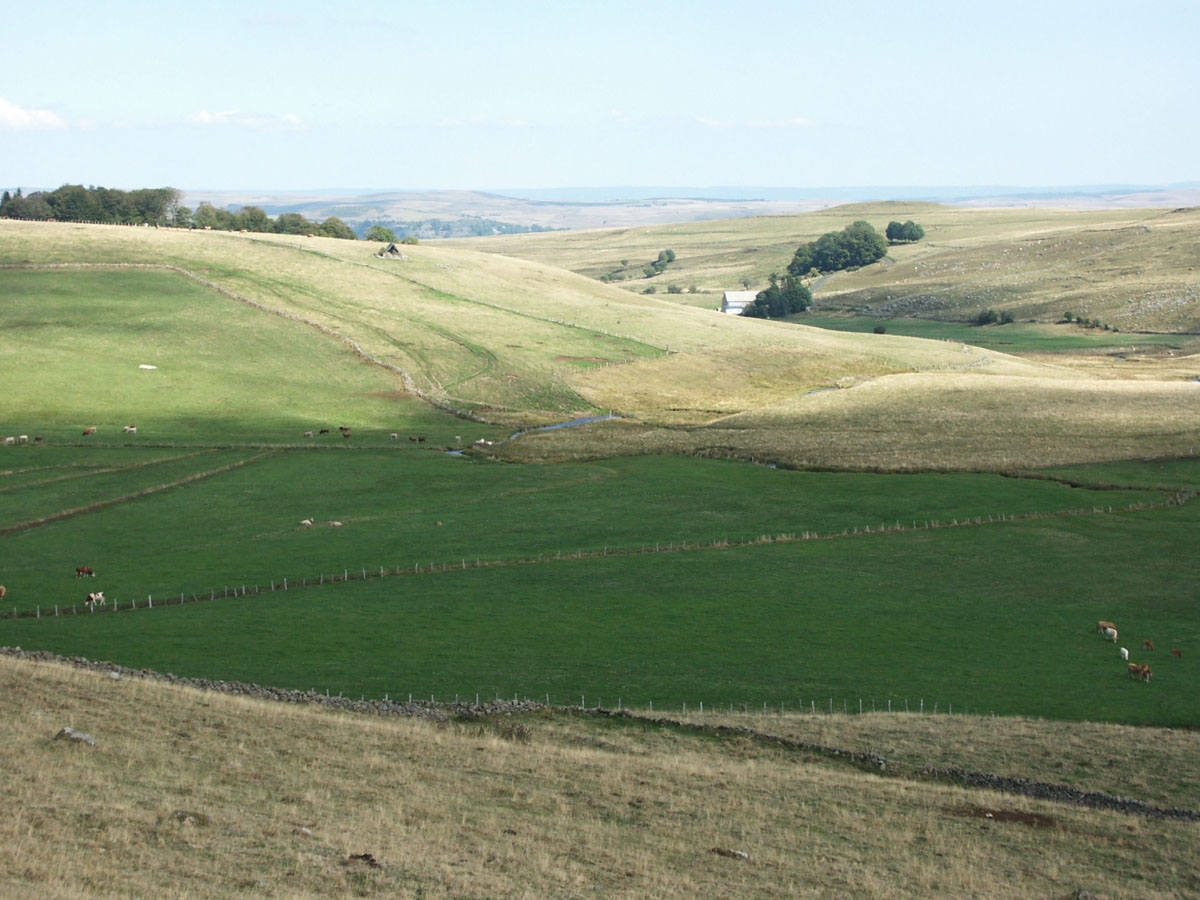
[3,215,1200,897]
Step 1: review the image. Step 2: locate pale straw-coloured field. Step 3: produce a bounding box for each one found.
[3,655,1196,900]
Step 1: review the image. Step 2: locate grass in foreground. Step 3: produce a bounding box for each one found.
[2,655,1196,900]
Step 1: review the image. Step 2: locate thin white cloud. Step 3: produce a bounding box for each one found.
[0,97,68,130]
[433,116,529,128]
[747,117,815,128]
[695,116,735,129]
[188,110,303,129]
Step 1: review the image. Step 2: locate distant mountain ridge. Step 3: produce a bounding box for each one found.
[180,184,1200,237]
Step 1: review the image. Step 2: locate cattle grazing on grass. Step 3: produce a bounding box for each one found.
[409,436,418,442]
[390,433,399,440]
[75,566,95,578]
[329,521,343,527]
[0,585,6,602]
[82,426,97,436]
[85,591,106,610]
[1128,663,1152,682]
[319,428,330,434]
[1143,639,1155,651]
[1120,647,1129,660]
[338,425,350,433]
[304,431,314,438]
[342,430,351,439]
[3,437,13,446]
[1097,620,1117,635]
[300,519,313,527]
[35,435,43,442]
[18,435,28,443]
[123,425,137,434]
[1171,648,1183,659]
[1104,627,1118,642]
[417,436,426,443]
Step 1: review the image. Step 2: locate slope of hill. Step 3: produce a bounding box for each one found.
[3,218,1198,470]
[445,203,1200,333]
[2,653,1195,900]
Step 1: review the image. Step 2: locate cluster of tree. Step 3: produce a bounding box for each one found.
[1,185,183,226]
[885,220,925,243]
[363,225,419,244]
[974,308,1015,325]
[643,249,676,278]
[1063,311,1117,331]
[787,221,888,276]
[189,203,355,239]
[742,275,813,319]
[380,217,562,239]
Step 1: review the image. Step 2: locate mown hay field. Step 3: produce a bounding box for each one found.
[5,655,1196,900]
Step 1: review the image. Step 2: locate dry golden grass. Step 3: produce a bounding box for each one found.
[499,370,1200,471]
[3,655,1197,899]
[444,202,1200,333]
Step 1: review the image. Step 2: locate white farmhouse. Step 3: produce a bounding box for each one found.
[720,290,759,315]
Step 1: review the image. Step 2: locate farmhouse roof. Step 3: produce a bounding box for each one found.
[720,290,758,315]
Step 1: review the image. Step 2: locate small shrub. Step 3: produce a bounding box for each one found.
[495,719,532,743]
[873,325,887,334]
[667,284,682,294]
[643,285,657,294]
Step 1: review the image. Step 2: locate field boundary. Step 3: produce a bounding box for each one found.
[4,646,1197,821]
[0,450,272,536]
[7,485,1192,619]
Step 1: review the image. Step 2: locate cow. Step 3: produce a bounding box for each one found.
[85,591,106,610]
[1120,647,1129,660]
[417,436,426,443]
[0,585,6,602]
[319,428,330,434]
[75,566,95,578]
[1143,640,1155,651]
[342,430,351,439]
[1171,648,1183,659]
[300,519,313,527]
[1104,627,1118,642]
[34,435,43,442]
[329,521,343,527]
[123,425,137,434]
[82,426,97,436]
[434,521,442,526]
[1097,620,1117,635]
[303,431,314,438]
[390,433,399,440]
[3,437,13,446]
[338,425,350,433]
[1132,664,1152,682]
[18,435,28,443]
[409,436,418,442]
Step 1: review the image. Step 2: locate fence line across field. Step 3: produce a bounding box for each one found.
[4,487,1194,621]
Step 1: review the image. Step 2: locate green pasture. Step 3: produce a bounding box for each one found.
[0,448,1167,610]
[4,485,1197,727]
[3,450,1196,726]
[797,314,1195,354]
[0,268,484,445]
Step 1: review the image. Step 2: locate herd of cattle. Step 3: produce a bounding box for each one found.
[1097,620,1184,683]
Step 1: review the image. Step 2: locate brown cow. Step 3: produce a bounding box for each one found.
[1171,648,1182,659]
[82,426,97,436]
[0,585,6,602]
[1143,639,1155,651]
[1127,663,1151,681]
[75,566,95,578]
[1097,620,1117,635]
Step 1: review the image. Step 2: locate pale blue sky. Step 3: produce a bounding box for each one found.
[2,0,1197,192]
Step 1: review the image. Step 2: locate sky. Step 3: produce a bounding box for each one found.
[2,0,1198,194]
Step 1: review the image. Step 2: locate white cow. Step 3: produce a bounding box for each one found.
[85,591,106,610]
[123,425,137,434]
[18,435,28,443]
[1104,627,1118,642]
[300,518,314,527]
[1120,647,1129,660]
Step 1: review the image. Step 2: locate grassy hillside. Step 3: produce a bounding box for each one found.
[4,220,1198,471]
[446,202,1200,332]
[3,654,1197,900]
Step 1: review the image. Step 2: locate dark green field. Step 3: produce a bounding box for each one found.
[798,313,1194,353]
[3,263,1198,728]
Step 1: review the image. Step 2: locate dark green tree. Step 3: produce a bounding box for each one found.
[886,220,925,243]
[318,217,356,240]
[364,225,397,242]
